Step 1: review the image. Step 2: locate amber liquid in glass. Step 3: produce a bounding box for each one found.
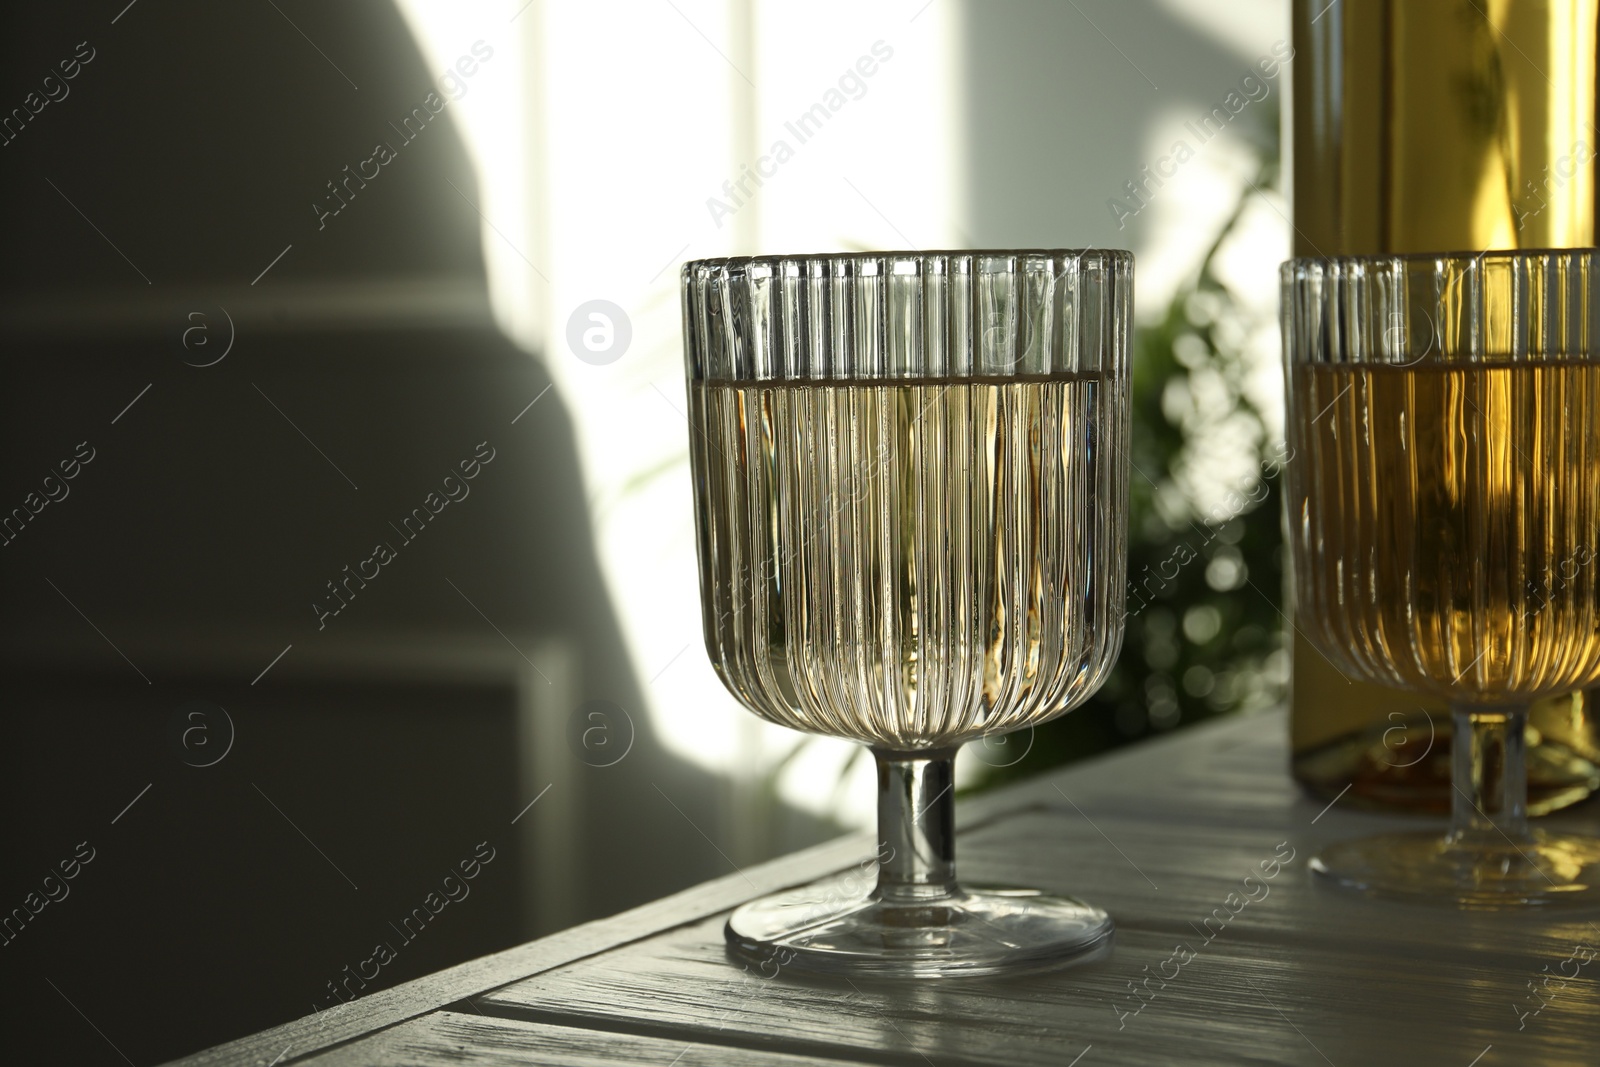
[1289,1,1600,813]
[688,375,1123,751]
[1291,361,1600,702]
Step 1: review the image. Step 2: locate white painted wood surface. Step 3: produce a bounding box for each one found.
[167,710,1600,1066]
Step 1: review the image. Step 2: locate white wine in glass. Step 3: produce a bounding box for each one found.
[684,251,1132,975]
[1286,251,1600,905]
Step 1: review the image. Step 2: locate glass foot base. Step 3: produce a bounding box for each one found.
[725,874,1113,978]
[1311,829,1600,907]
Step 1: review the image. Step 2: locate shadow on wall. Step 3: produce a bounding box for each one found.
[0,3,834,1064]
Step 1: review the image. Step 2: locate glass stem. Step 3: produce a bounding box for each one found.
[1447,704,1531,846]
[872,749,959,905]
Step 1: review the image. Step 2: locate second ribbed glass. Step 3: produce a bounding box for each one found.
[684,250,1132,976]
[1284,250,1600,905]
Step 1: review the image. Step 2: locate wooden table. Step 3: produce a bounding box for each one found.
[169,711,1600,1066]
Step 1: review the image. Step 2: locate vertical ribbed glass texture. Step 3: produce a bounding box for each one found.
[1284,250,1600,702]
[684,251,1132,750]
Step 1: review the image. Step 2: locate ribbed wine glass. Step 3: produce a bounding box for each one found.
[682,249,1132,975]
[1285,249,1600,905]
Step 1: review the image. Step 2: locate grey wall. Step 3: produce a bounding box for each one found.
[961,0,1279,250]
[0,3,760,1063]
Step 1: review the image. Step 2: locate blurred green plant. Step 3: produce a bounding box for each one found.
[971,160,1289,790]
